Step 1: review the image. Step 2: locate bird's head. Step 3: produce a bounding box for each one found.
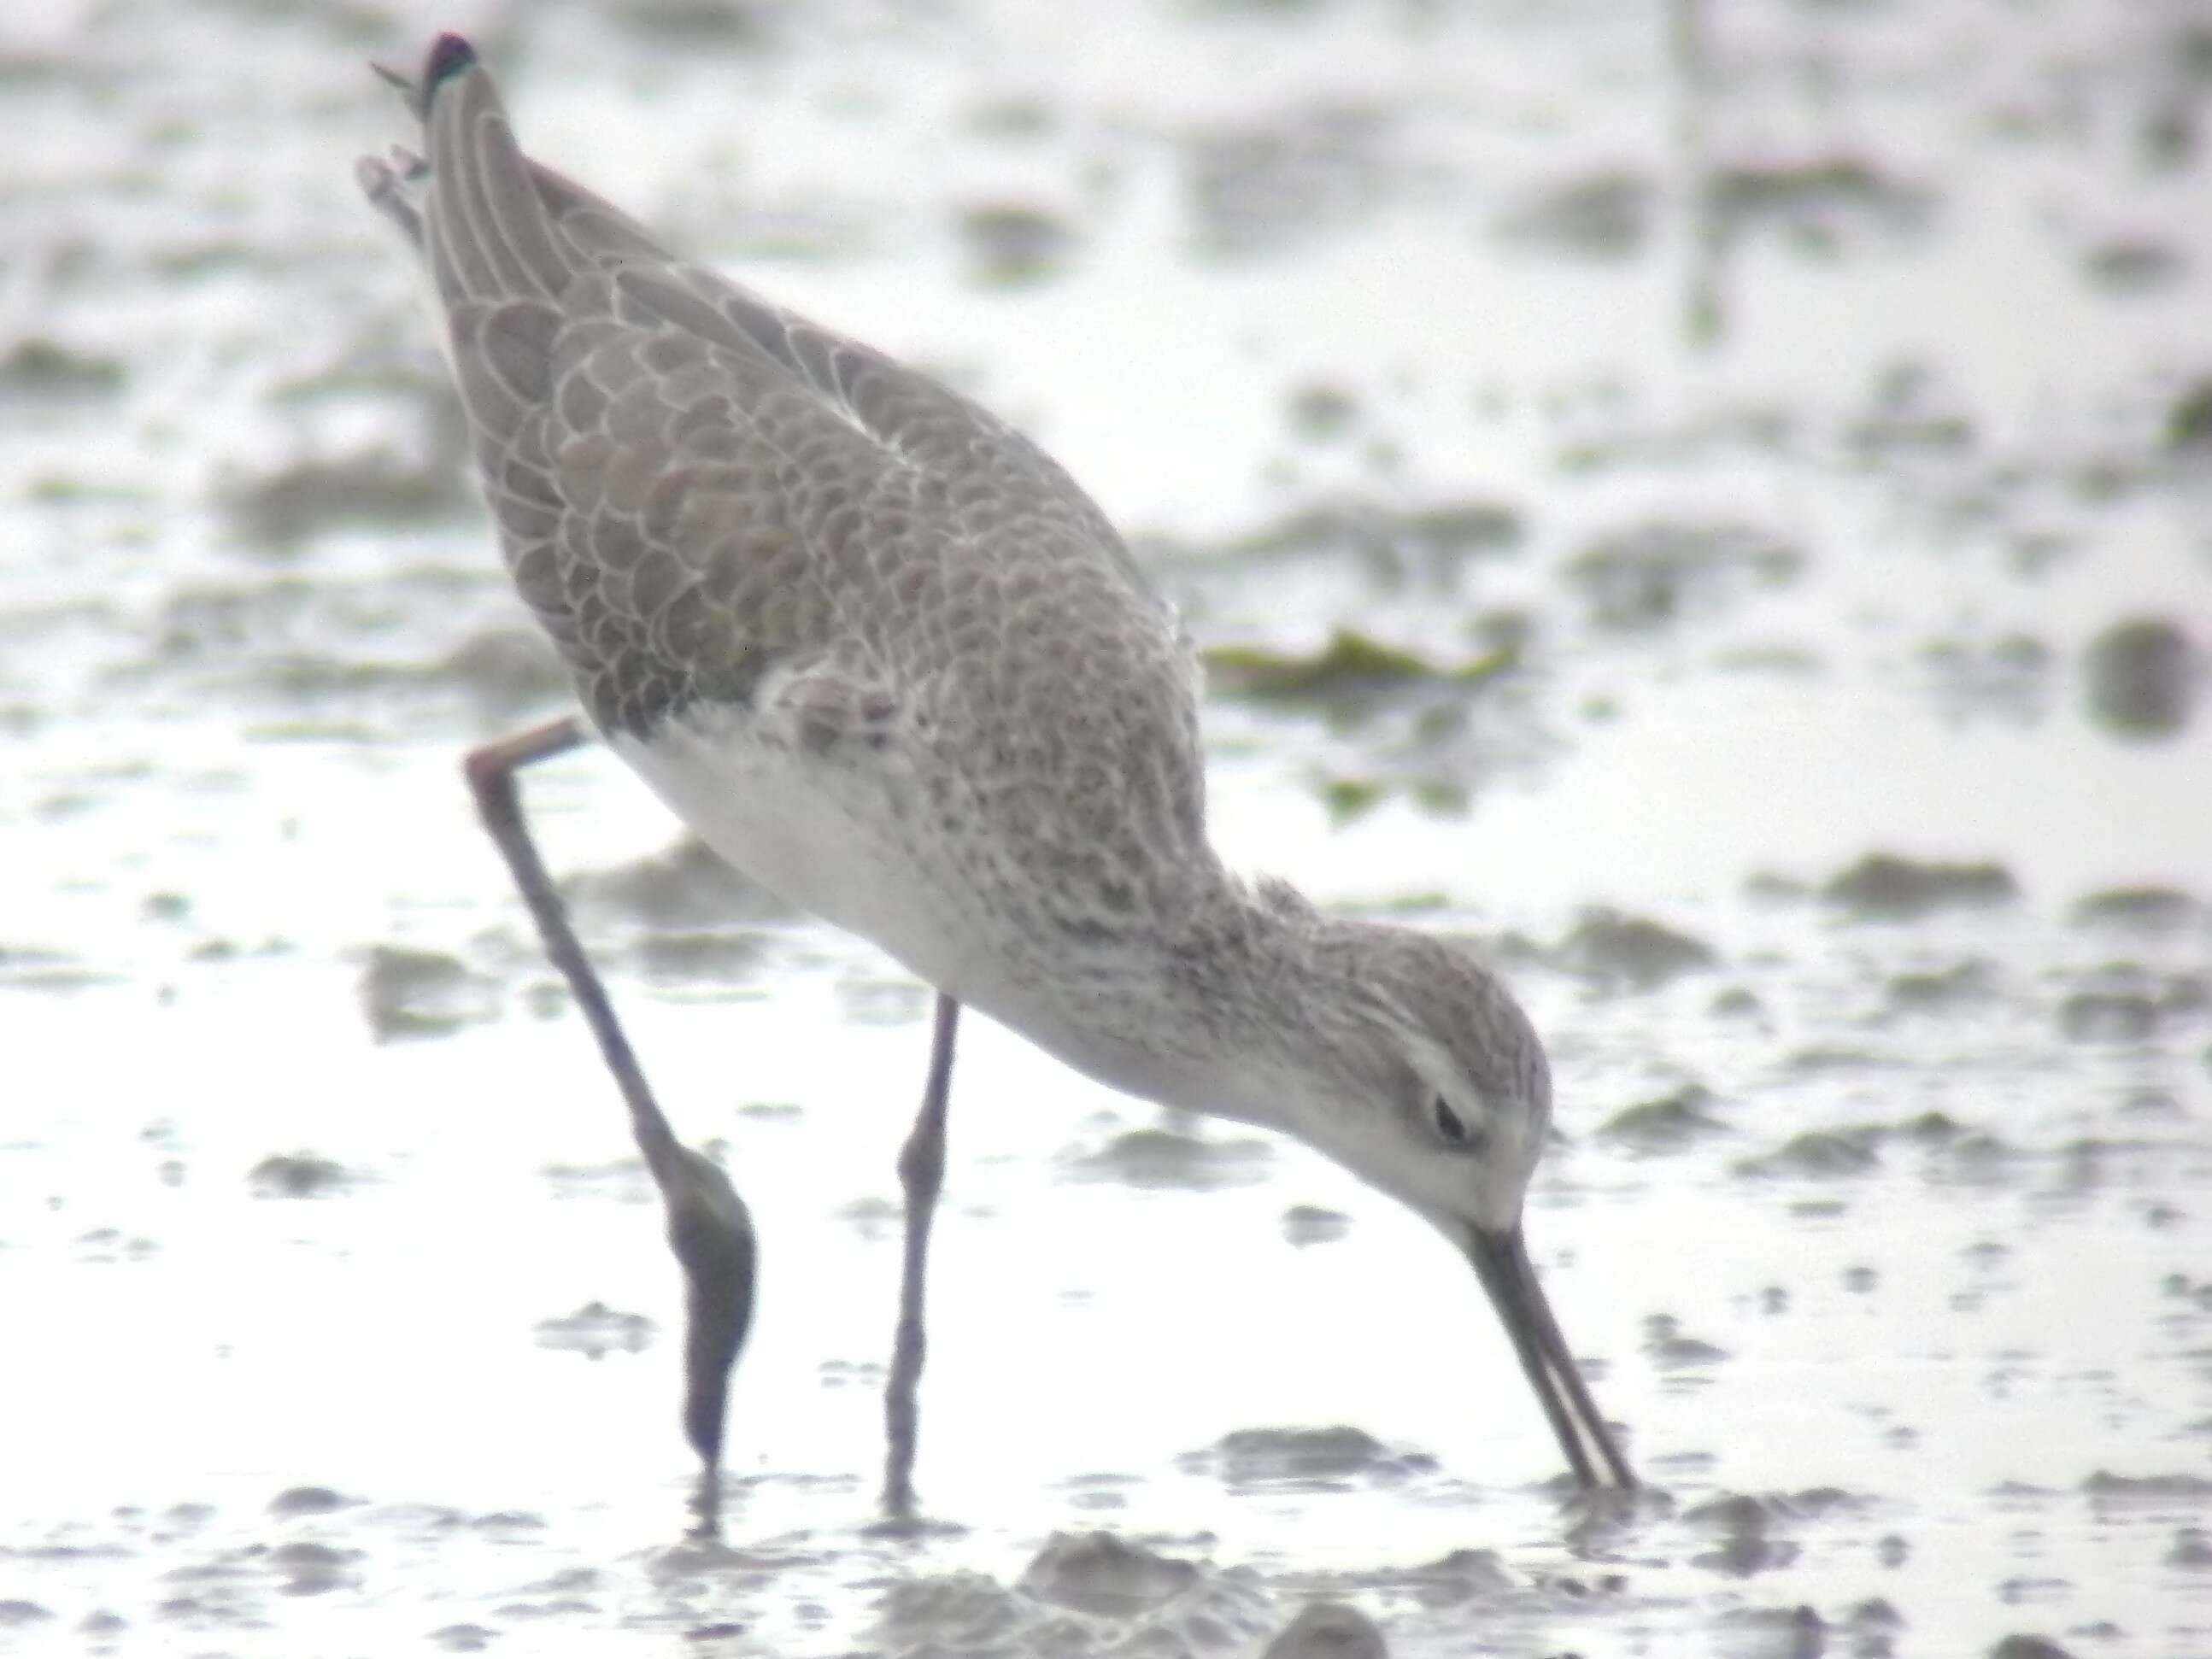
[1283,917,1637,1492]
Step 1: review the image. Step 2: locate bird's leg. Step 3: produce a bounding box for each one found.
[465,716,757,1503]
[881,993,959,1520]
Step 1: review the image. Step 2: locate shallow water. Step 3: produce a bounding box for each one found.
[3,1,2210,1655]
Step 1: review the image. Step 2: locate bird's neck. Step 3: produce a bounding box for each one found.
[997,864,1352,1136]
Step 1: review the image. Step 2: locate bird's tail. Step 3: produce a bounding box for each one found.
[355,34,675,297]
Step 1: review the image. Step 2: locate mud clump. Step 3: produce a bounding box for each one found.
[1564,519,1802,631]
[2057,970,2204,1043]
[223,450,467,552]
[1644,1312,1729,1370]
[1885,958,1997,1014]
[1821,853,2018,921]
[1736,1130,1880,1179]
[0,337,124,400]
[2072,886,2202,934]
[1600,1084,1729,1152]
[570,835,789,929]
[1163,495,1523,578]
[1263,1600,1390,1659]
[1018,1533,1199,1619]
[1183,103,1394,257]
[424,627,568,719]
[1281,1203,1351,1246]
[1683,1488,1867,1579]
[2166,379,2212,453]
[357,945,500,1041]
[1285,381,1361,443]
[1202,630,1510,705]
[535,1300,656,1357]
[1710,155,1934,243]
[2083,617,2198,739]
[267,1539,357,1596]
[1554,908,1717,990]
[1181,1426,1435,1493]
[249,1152,358,1199]
[1064,1127,1273,1192]
[1495,168,1654,259]
[268,1486,352,1518]
[957,201,1077,287]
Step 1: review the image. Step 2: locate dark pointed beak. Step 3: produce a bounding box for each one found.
[1464,1222,1636,1492]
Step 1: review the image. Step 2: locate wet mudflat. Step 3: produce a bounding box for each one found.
[3,1,2209,1654]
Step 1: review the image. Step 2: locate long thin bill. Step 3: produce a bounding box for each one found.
[1465,1223,1636,1492]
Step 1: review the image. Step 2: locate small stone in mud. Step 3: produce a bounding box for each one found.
[2166,378,2212,452]
[1821,853,2018,921]
[142,891,191,923]
[1554,908,1716,991]
[1182,1425,1432,1492]
[837,1195,900,1240]
[738,1100,803,1122]
[1710,985,1767,1022]
[249,1152,356,1199]
[957,201,1077,287]
[535,1300,656,1357]
[1018,1531,1199,1618]
[1989,1637,2078,1659]
[1320,777,1387,825]
[1262,1600,1389,1659]
[357,945,498,1042]
[430,1624,499,1653]
[571,835,789,929]
[1064,1127,1273,1191]
[1286,381,1360,443]
[1642,1313,1729,1369]
[1281,1203,1351,1246]
[2083,618,2197,739]
[1600,1084,1729,1152]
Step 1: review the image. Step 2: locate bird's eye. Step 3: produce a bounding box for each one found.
[1431,1094,1482,1152]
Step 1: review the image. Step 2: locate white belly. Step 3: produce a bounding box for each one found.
[606,703,1229,1120]
[609,709,973,998]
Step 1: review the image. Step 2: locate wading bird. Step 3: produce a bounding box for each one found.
[359,34,1637,1516]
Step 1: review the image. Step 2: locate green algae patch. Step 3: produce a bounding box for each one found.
[1202,630,1513,703]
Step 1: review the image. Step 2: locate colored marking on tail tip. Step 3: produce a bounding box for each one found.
[423,33,477,99]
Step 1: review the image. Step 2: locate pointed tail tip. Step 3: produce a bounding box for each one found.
[423,32,478,101]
